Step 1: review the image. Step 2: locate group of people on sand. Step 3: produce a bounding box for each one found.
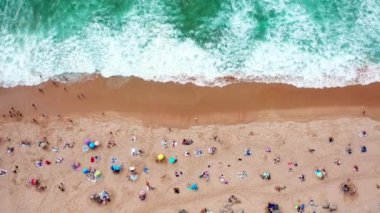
[1,107,377,212]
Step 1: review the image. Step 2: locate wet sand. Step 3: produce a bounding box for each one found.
[1,75,380,127]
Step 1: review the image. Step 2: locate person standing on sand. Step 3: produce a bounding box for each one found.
[146,181,153,191]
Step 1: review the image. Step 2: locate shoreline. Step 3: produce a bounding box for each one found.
[1,75,380,127]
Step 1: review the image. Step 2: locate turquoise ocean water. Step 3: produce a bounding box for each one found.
[0,0,379,87]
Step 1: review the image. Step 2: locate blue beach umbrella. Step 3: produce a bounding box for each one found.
[190,183,198,191]
[168,156,177,164]
[89,142,96,149]
[82,167,89,174]
[112,165,121,171]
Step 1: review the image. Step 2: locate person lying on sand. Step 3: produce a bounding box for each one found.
[12,165,19,174]
[20,139,31,147]
[219,174,229,184]
[298,174,305,182]
[346,144,352,155]
[175,170,183,178]
[7,147,14,153]
[334,159,341,166]
[0,170,7,176]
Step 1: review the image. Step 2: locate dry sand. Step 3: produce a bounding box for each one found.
[0,77,380,212]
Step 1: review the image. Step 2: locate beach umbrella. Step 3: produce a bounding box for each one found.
[94,141,100,146]
[84,139,91,145]
[82,168,89,174]
[94,170,102,177]
[157,154,165,161]
[190,183,198,191]
[89,142,96,149]
[30,178,39,185]
[168,156,177,164]
[40,142,47,148]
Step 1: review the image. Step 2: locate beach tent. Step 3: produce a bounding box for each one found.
[314,169,324,179]
[182,139,193,145]
[30,178,39,186]
[111,165,122,172]
[168,156,177,164]
[261,172,271,180]
[267,202,280,213]
[157,154,165,161]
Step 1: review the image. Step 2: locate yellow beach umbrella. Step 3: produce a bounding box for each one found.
[157,154,165,161]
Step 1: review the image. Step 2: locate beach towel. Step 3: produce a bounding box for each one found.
[238,171,248,179]
[244,148,252,156]
[52,146,59,152]
[143,167,149,174]
[131,148,140,156]
[82,145,89,153]
[72,162,81,171]
[35,161,43,167]
[195,149,203,157]
[129,174,138,182]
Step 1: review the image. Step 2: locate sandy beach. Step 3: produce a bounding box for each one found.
[1,77,380,212]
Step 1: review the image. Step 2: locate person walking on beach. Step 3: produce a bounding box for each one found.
[146,181,154,191]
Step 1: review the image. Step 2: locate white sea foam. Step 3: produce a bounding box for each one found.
[0,0,379,88]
